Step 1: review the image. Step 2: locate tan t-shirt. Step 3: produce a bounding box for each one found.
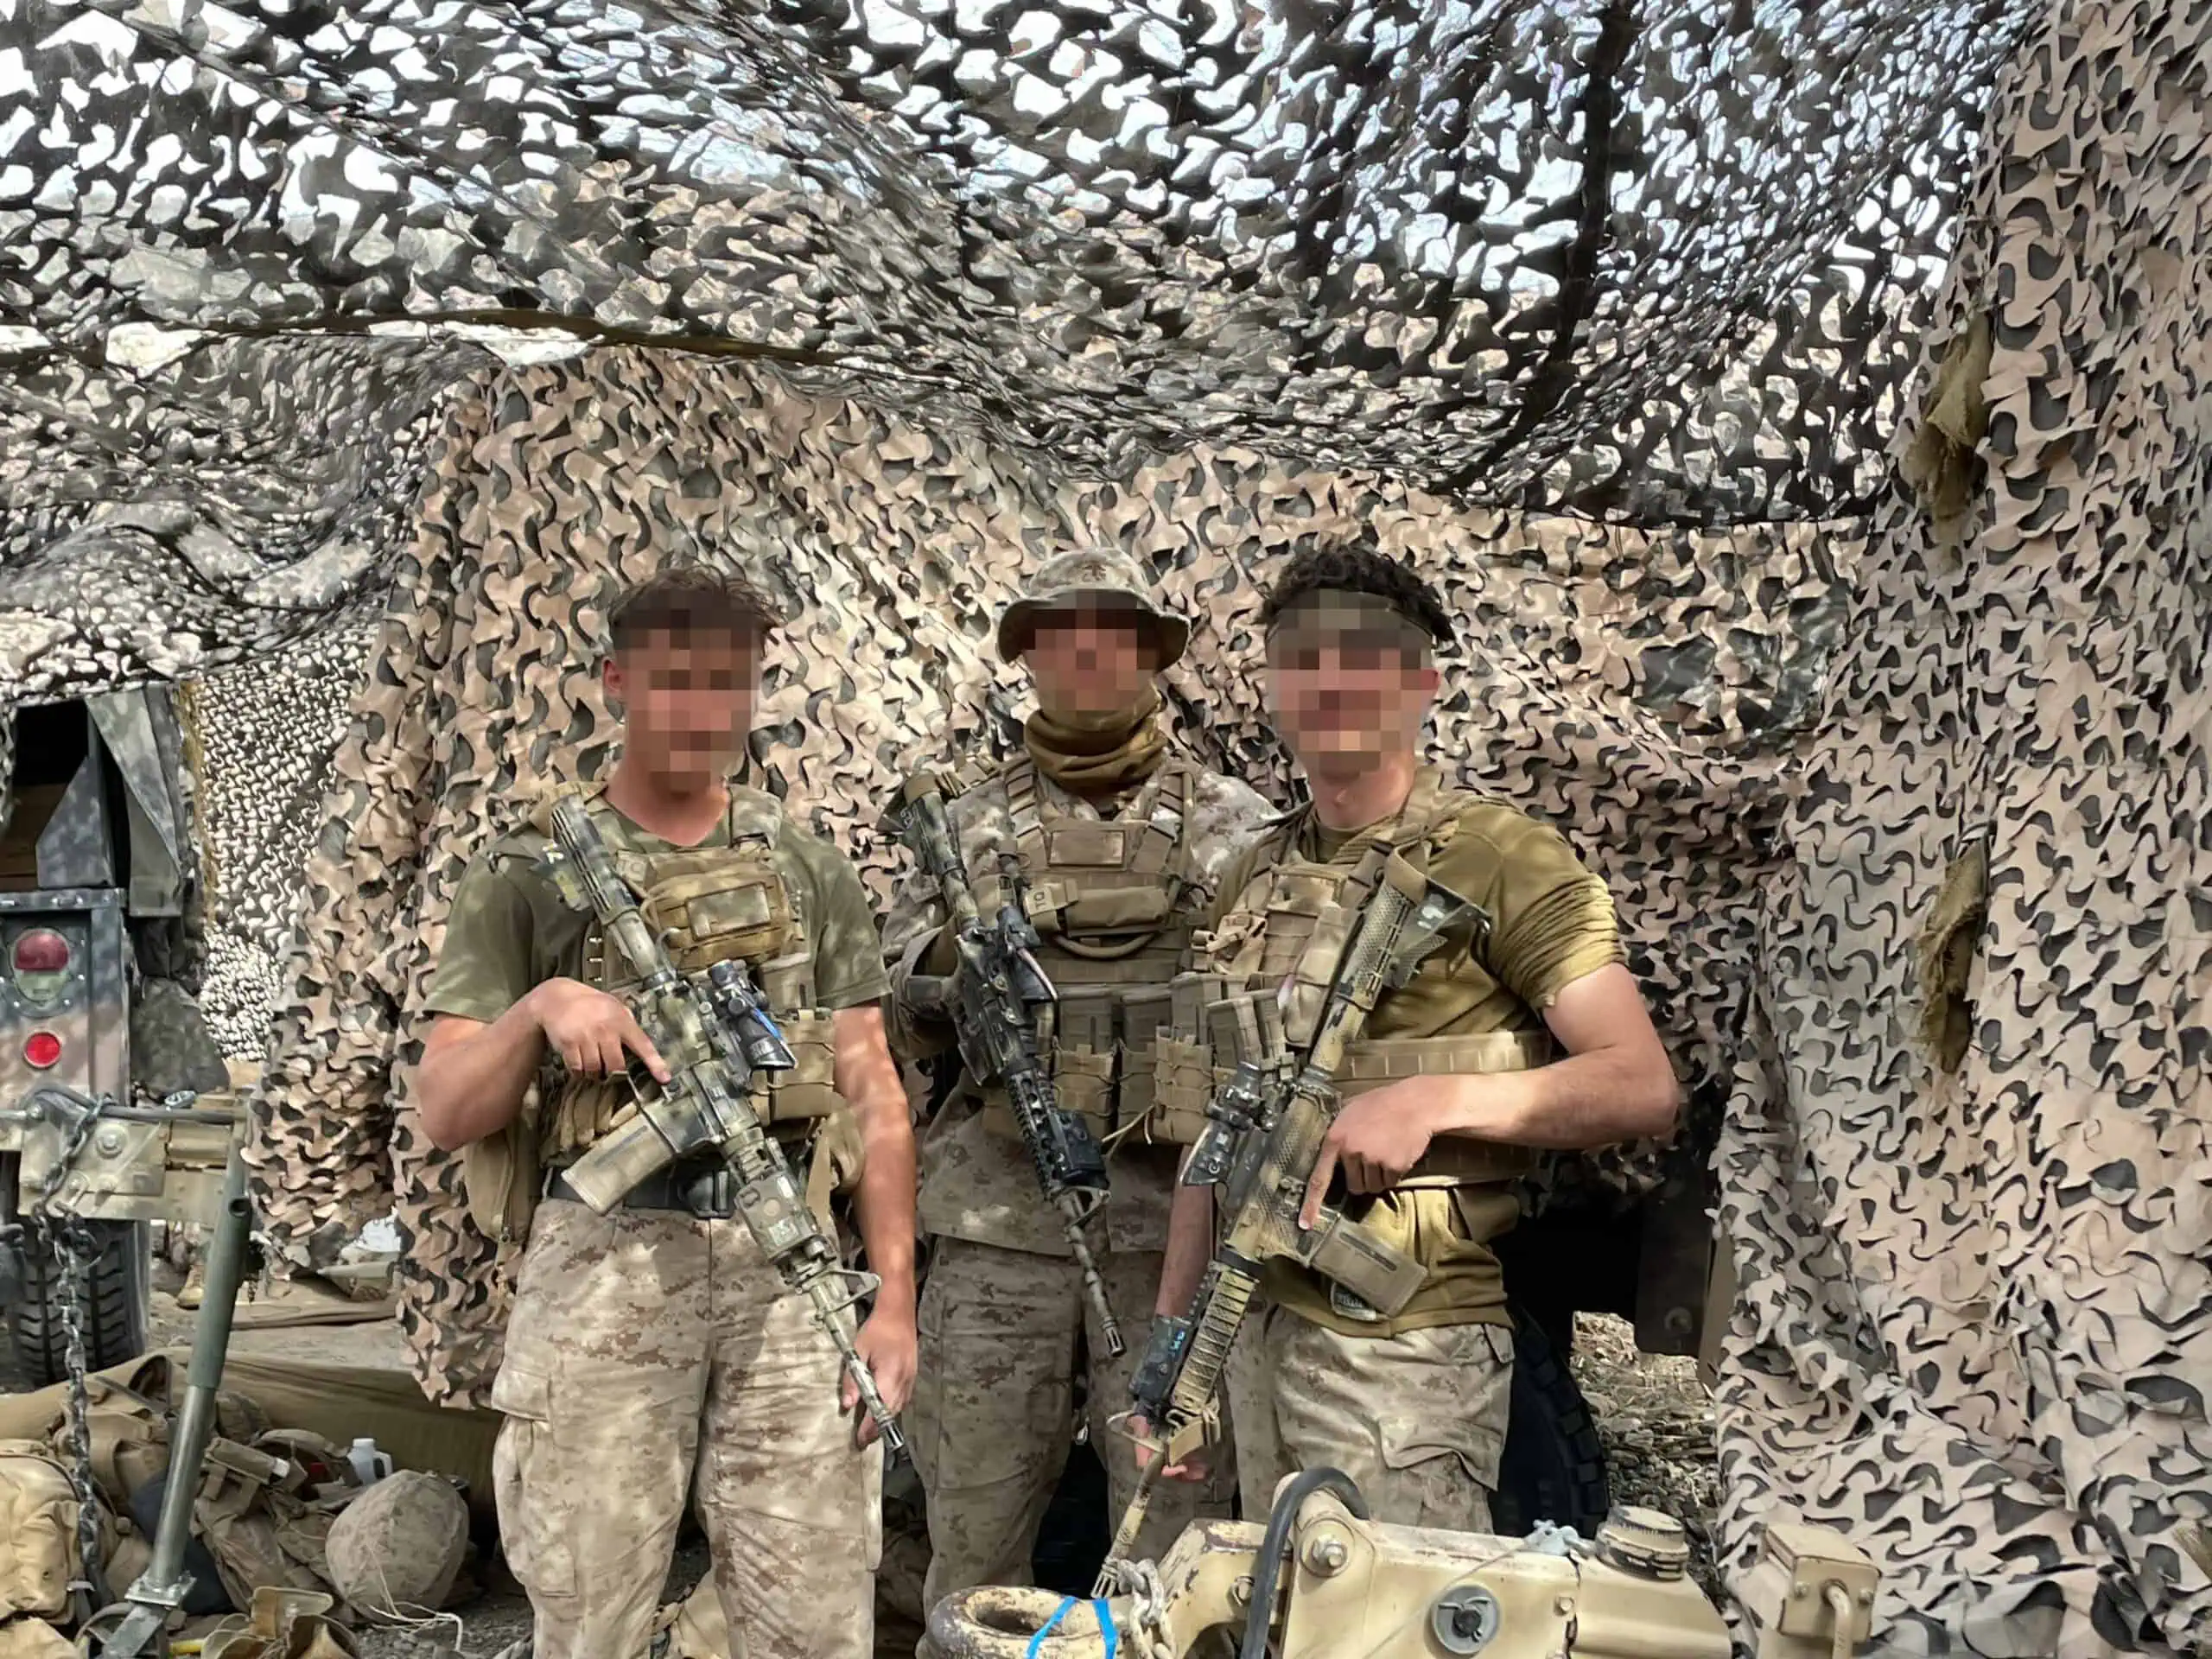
[1209,792,1625,1335]
[423,804,891,1027]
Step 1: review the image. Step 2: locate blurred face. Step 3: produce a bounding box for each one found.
[1265,594,1438,767]
[1024,604,1160,720]
[602,627,758,791]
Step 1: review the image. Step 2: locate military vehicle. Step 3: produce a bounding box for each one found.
[0,687,238,1387]
[928,1471,1878,1659]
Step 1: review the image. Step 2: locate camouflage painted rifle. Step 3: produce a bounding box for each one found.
[889,773,1124,1358]
[543,795,907,1459]
[1097,850,1474,1586]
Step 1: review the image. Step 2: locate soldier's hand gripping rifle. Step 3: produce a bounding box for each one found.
[1096,851,1473,1588]
[889,773,1125,1358]
[541,795,908,1459]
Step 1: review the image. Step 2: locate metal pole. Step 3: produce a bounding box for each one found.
[97,1143,254,1658]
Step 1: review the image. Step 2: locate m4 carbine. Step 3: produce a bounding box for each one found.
[1097,850,1474,1586]
[888,772,1124,1357]
[543,795,907,1459]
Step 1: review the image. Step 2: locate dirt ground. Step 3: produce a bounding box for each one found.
[7,1278,1716,1658]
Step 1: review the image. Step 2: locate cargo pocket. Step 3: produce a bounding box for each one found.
[1373,1325,1514,1532]
[862,1440,885,1573]
[487,1361,578,1604]
[767,1010,841,1123]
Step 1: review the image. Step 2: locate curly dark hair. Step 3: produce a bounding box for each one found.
[1257,537,1456,652]
[609,564,783,652]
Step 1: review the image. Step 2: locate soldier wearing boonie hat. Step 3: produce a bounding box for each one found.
[881,546,1273,1628]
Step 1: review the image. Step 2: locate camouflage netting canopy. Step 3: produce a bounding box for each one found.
[4,0,2212,1653]
[0,0,2026,706]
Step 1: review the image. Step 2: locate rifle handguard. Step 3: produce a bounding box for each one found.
[1128,1313,1192,1421]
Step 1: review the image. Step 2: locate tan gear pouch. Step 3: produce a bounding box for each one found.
[194,1440,327,1612]
[764,1010,839,1123]
[73,1377,171,1511]
[461,1116,542,1248]
[1141,974,1234,1145]
[804,1111,868,1229]
[1043,885,1174,937]
[1052,1048,1115,1135]
[1146,1039,1227,1145]
[1115,986,1173,1126]
[638,856,795,975]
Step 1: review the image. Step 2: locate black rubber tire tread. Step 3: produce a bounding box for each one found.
[8,1217,152,1388]
[1493,1302,1612,1537]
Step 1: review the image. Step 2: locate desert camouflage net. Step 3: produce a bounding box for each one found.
[235,344,1838,1383]
[0,0,2016,551]
[2,0,2209,1650]
[1707,1,2212,1650]
[180,627,376,1057]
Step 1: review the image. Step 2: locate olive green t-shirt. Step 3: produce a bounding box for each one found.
[423,803,891,1026]
[1210,791,1626,1335]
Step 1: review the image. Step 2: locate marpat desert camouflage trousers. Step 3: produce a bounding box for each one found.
[906,1237,1236,1624]
[488,1199,880,1659]
[1225,1304,1513,1534]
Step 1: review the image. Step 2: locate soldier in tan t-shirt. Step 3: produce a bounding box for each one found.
[1138,538,1680,1535]
[414,568,918,1659]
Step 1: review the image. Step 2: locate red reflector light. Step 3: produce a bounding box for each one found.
[12,930,69,975]
[24,1032,61,1069]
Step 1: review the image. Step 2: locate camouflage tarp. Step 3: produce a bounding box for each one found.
[3,0,2209,1651]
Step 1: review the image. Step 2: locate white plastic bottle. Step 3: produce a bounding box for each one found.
[347,1437,395,1485]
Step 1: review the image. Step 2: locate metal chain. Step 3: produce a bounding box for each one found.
[1094,1556,1178,1659]
[23,1088,114,1619]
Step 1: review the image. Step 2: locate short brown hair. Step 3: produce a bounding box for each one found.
[608,566,782,654]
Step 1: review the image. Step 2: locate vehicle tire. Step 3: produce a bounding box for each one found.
[1492,1303,1611,1538]
[7,1215,152,1388]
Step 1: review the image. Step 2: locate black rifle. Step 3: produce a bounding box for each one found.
[889,773,1124,1357]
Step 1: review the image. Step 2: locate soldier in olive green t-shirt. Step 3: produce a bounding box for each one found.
[412,569,917,1659]
[1138,540,1680,1539]
[429,809,889,1031]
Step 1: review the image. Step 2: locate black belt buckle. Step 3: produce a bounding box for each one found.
[675,1165,739,1221]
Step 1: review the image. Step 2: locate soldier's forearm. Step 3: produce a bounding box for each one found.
[833,1007,919,1313]
[416,1001,544,1150]
[1154,1178,1216,1316]
[854,1133,918,1312]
